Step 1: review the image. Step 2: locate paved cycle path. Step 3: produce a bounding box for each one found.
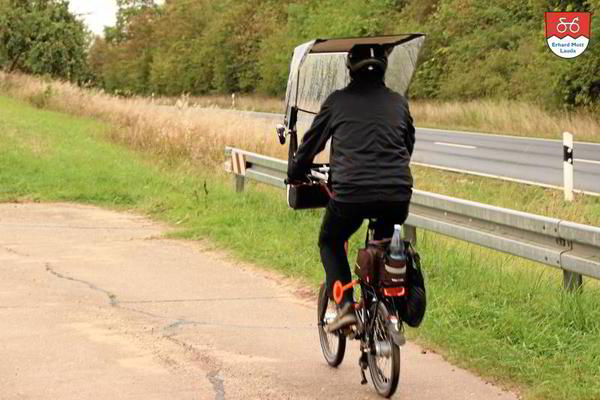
[0,203,519,399]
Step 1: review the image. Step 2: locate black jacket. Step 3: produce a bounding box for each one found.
[287,79,415,203]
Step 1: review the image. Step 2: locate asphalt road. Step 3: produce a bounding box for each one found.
[412,128,600,194]
[0,203,519,400]
[235,110,600,195]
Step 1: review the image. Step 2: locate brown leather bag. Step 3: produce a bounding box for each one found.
[354,240,388,284]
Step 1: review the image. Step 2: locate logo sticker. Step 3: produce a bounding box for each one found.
[545,12,592,58]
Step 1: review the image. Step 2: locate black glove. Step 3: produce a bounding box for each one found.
[287,159,308,183]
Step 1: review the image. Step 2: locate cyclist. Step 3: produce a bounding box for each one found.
[287,43,415,331]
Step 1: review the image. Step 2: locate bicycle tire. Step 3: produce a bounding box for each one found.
[367,301,400,398]
[317,283,346,367]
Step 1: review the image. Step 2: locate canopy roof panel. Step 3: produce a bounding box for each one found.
[283,34,426,126]
[310,34,424,53]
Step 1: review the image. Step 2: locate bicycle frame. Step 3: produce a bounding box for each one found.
[345,221,406,344]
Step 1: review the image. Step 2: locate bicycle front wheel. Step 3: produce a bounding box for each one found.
[317,283,346,367]
[367,301,400,398]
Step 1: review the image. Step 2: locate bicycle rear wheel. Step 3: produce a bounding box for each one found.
[367,301,400,398]
[317,283,346,367]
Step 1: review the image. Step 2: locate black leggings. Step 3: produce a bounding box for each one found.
[318,199,410,304]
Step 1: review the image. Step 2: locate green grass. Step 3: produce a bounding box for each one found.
[0,96,166,205]
[2,95,600,400]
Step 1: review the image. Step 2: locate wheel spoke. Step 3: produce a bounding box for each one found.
[318,285,346,367]
[368,302,400,397]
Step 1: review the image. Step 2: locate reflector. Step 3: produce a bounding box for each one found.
[383,287,406,297]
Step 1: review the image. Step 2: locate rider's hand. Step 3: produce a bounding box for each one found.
[287,163,310,184]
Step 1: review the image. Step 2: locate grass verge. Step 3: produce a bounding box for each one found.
[2,95,600,400]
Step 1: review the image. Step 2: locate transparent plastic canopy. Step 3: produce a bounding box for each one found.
[283,34,426,129]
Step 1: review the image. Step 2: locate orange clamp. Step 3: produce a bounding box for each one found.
[332,280,359,305]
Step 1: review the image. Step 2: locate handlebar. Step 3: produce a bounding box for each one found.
[309,164,329,183]
[285,164,330,186]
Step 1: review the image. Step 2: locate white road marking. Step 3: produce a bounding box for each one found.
[575,158,600,165]
[434,142,476,149]
[419,126,600,146]
[411,161,600,197]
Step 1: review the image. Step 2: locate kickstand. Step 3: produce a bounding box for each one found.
[358,353,368,385]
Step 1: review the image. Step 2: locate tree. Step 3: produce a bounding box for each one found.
[0,0,89,81]
[89,0,159,94]
[148,0,216,95]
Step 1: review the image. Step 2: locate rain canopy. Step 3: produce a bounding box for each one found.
[283,34,426,129]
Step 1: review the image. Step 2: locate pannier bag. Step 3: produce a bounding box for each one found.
[398,243,426,327]
[287,182,330,210]
[354,240,426,328]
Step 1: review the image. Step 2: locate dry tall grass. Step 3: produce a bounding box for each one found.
[411,100,600,142]
[0,72,287,165]
[161,93,284,113]
[2,72,599,170]
[164,95,600,143]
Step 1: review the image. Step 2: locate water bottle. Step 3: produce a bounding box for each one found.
[385,224,407,285]
[389,224,406,261]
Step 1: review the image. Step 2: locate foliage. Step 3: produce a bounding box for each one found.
[0,0,89,81]
[556,9,600,111]
[83,0,599,109]
[405,0,598,110]
[89,0,159,94]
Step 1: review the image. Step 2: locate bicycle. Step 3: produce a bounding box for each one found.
[302,166,407,398]
[317,218,408,398]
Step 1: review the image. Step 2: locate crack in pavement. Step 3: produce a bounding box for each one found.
[45,263,118,306]
[164,319,195,331]
[164,334,225,400]
[45,262,226,399]
[121,303,313,331]
[46,263,225,400]
[207,370,226,400]
[0,245,30,257]
[47,264,309,331]
[1,223,156,230]
[44,263,314,332]
[119,295,290,304]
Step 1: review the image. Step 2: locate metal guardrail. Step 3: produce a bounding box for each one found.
[225,147,600,291]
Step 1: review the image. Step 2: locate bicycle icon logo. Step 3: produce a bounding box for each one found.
[556,17,580,34]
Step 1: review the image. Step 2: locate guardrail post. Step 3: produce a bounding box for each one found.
[404,224,417,246]
[234,174,245,193]
[561,132,581,290]
[563,270,583,292]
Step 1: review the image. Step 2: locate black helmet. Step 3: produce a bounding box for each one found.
[346,43,388,74]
